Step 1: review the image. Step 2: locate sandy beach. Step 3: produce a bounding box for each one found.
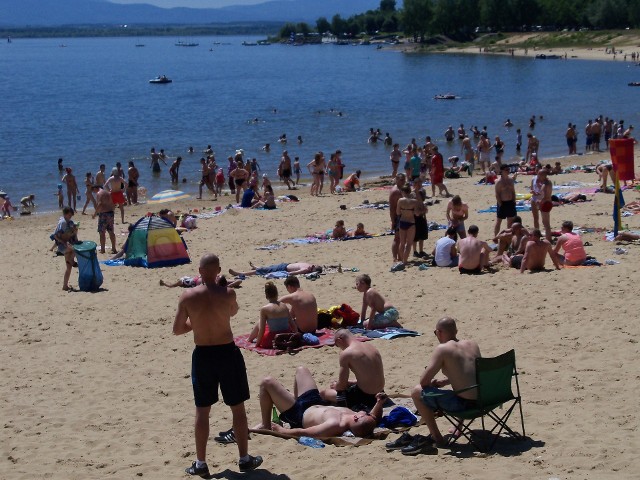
[1,148,639,479]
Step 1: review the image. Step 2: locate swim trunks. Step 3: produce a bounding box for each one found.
[496,200,517,219]
[451,221,465,234]
[235,178,245,187]
[420,386,476,412]
[152,162,161,173]
[111,191,125,205]
[510,255,523,269]
[128,180,138,188]
[97,211,114,233]
[371,307,400,329]
[255,263,289,276]
[338,384,377,411]
[459,266,482,275]
[180,275,202,288]
[282,168,292,179]
[279,389,326,428]
[191,342,250,408]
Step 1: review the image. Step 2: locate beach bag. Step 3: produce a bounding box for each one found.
[273,332,303,351]
[333,303,360,326]
[317,310,333,329]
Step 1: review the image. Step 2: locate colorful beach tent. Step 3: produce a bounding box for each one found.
[147,189,191,204]
[124,216,190,268]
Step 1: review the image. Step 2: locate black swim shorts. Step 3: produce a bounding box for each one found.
[282,168,292,179]
[279,389,325,428]
[496,200,517,219]
[339,384,377,411]
[191,343,250,408]
[459,266,482,275]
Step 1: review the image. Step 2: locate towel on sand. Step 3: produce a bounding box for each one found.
[234,328,371,356]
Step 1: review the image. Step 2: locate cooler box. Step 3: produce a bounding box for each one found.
[73,241,104,292]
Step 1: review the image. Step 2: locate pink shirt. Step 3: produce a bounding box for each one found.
[562,233,586,263]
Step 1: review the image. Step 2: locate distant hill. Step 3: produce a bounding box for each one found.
[0,0,383,27]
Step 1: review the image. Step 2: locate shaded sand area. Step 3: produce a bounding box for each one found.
[1,150,639,479]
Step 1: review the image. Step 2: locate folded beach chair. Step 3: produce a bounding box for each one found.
[424,349,525,452]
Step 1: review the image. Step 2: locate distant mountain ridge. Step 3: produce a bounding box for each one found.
[0,0,383,27]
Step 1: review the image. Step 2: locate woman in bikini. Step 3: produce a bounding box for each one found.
[327,153,340,194]
[395,185,420,265]
[307,152,326,196]
[81,172,97,215]
[248,281,297,349]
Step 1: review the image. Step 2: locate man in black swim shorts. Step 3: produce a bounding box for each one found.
[173,254,263,475]
[494,164,517,237]
[256,366,387,438]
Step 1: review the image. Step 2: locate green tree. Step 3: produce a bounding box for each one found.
[296,22,311,36]
[629,0,640,27]
[316,17,331,34]
[587,0,629,29]
[278,22,296,39]
[331,14,347,36]
[380,0,397,12]
[402,0,433,42]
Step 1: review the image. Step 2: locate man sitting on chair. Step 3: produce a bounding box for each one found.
[392,317,481,455]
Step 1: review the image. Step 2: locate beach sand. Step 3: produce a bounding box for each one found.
[1,149,639,479]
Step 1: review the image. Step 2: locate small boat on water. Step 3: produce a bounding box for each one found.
[535,54,562,59]
[175,41,198,47]
[135,44,145,47]
[629,82,640,86]
[242,41,258,46]
[434,94,456,100]
[149,75,172,84]
[257,40,271,46]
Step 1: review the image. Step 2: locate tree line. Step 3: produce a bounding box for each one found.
[278,0,640,41]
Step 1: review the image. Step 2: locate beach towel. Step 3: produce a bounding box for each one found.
[101,259,125,266]
[234,328,371,356]
[348,326,421,339]
[249,426,391,447]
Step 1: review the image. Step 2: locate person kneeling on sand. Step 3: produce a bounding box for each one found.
[355,274,401,330]
[255,366,386,438]
[385,317,480,456]
[247,281,297,349]
[553,220,587,266]
[320,329,385,412]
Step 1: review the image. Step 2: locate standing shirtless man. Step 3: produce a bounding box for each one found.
[173,254,263,475]
[92,186,117,254]
[494,164,517,236]
[389,173,406,262]
[446,195,469,239]
[127,161,139,205]
[476,132,491,174]
[320,329,385,411]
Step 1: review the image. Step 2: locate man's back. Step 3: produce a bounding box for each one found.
[458,237,483,268]
[440,339,481,400]
[343,342,384,395]
[281,289,317,333]
[179,284,237,345]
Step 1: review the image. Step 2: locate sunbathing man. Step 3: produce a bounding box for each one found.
[172,254,262,475]
[389,317,481,455]
[229,262,322,278]
[553,220,587,266]
[457,225,491,274]
[520,229,561,273]
[355,274,401,330]
[614,231,640,241]
[279,276,318,333]
[320,329,385,411]
[499,222,529,269]
[255,366,386,439]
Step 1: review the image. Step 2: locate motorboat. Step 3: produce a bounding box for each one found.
[629,82,640,86]
[434,94,456,100]
[175,41,198,47]
[149,75,172,84]
[535,54,562,59]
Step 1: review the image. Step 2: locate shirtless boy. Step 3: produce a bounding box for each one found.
[92,185,117,254]
[279,276,318,333]
[320,329,385,411]
[520,229,561,273]
[355,274,401,330]
[172,254,262,475]
[446,195,469,239]
[391,317,481,455]
[389,174,406,262]
[256,366,385,439]
[494,164,517,236]
[457,225,491,274]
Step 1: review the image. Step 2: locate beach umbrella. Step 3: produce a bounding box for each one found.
[609,139,635,236]
[147,189,191,204]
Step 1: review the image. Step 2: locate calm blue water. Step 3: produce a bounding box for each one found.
[1,36,639,210]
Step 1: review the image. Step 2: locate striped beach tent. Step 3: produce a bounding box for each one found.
[124,216,190,268]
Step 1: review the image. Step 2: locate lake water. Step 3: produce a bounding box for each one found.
[1,36,639,210]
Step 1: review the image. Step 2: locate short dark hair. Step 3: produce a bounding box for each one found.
[62,207,74,215]
[562,220,574,231]
[468,224,479,235]
[446,226,458,237]
[284,276,300,288]
[500,164,510,171]
[356,274,371,287]
[158,209,170,216]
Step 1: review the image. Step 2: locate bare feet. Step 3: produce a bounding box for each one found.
[229,268,240,276]
[159,280,166,287]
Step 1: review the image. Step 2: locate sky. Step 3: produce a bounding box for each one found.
[109,0,268,8]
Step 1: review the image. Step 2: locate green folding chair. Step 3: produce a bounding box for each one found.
[424,349,525,452]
